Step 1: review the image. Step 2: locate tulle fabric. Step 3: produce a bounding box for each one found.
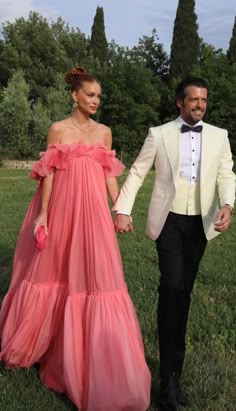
[0,142,151,411]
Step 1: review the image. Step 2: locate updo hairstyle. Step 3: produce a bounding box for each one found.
[65,66,98,92]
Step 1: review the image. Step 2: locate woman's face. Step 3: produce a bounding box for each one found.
[73,81,101,115]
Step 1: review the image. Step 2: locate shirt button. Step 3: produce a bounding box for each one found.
[192,163,195,166]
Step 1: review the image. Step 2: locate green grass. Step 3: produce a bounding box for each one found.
[0,169,235,411]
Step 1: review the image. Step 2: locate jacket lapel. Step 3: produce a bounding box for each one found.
[200,122,216,182]
[162,121,180,187]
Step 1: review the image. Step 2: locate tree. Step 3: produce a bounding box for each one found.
[1,12,66,100]
[90,6,108,64]
[0,70,32,159]
[193,42,236,156]
[45,72,72,121]
[169,0,200,78]
[227,16,236,64]
[0,39,19,90]
[51,18,89,68]
[30,102,51,156]
[130,29,169,79]
[0,12,89,101]
[99,43,161,164]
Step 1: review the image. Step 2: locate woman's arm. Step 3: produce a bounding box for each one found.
[103,127,133,232]
[103,127,119,204]
[106,177,120,205]
[33,173,55,235]
[33,123,60,234]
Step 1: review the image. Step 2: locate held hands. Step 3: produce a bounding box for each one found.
[214,205,233,232]
[113,214,134,233]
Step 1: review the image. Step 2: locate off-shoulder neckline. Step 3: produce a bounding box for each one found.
[48,141,111,150]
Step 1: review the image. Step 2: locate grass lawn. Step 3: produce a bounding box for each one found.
[0,169,235,411]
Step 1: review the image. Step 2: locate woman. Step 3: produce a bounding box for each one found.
[0,66,151,410]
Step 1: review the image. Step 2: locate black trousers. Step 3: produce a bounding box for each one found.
[155,212,207,384]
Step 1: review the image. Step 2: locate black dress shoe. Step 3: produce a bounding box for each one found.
[160,376,181,410]
[174,375,191,407]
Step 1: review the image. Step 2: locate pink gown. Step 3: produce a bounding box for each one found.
[0,142,151,411]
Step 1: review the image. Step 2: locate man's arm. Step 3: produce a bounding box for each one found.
[113,128,157,215]
[215,133,235,231]
[216,133,235,207]
[113,128,157,232]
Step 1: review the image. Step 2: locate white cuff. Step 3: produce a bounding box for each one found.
[115,212,130,216]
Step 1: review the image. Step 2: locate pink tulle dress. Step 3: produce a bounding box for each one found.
[0,142,151,411]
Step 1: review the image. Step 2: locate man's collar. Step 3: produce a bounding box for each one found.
[177,116,203,131]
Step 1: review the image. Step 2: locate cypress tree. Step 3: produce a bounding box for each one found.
[227,16,236,64]
[170,0,200,78]
[90,6,108,64]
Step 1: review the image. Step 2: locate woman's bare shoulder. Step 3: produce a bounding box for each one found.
[91,122,112,148]
[96,122,111,133]
[47,119,71,144]
[98,123,112,148]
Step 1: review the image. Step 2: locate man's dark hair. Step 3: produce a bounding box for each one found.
[175,77,209,101]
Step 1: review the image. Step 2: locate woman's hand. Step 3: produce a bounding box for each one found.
[33,211,48,237]
[113,214,134,233]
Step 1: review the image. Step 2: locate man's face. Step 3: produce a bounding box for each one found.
[177,85,208,125]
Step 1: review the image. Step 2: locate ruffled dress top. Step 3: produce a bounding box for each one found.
[0,142,151,411]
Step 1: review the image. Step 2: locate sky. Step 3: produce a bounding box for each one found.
[0,0,235,53]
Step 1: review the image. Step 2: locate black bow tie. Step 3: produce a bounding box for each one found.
[181,124,203,133]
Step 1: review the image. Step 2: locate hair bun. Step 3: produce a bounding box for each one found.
[65,65,89,85]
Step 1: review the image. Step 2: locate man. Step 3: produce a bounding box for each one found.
[113,77,235,410]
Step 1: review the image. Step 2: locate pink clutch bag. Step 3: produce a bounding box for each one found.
[35,226,47,250]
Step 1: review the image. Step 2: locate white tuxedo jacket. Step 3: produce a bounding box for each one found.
[114,120,236,241]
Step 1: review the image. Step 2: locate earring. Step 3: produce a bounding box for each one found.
[73,101,78,110]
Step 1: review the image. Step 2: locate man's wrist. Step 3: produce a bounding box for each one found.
[115,212,130,216]
[115,212,133,223]
[223,204,233,216]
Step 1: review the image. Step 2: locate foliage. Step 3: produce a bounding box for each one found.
[45,73,72,122]
[90,6,108,64]
[0,70,75,159]
[100,43,161,164]
[196,43,236,154]
[0,8,235,162]
[0,70,33,159]
[0,12,88,101]
[27,72,73,157]
[50,18,89,68]
[170,0,200,78]
[30,102,51,155]
[130,29,169,79]
[227,16,236,64]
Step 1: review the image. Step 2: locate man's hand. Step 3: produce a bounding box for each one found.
[113,214,134,233]
[214,205,233,232]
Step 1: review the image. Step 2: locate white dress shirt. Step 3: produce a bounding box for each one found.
[178,117,202,185]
